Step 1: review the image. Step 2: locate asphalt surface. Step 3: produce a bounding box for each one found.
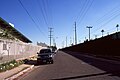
[19,51,120,80]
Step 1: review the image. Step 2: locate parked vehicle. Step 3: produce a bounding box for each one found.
[48,46,57,54]
[37,48,54,64]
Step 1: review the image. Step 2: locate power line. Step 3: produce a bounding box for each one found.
[80,3,120,40]
[42,0,49,25]
[37,0,49,27]
[37,0,53,29]
[78,0,94,25]
[92,3,120,34]
[75,0,94,26]
[18,0,46,37]
[46,0,54,27]
[44,0,54,28]
[77,0,89,21]
[75,0,86,21]
[67,0,87,44]
[93,11,120,34]
[73,0,94,41]
[95,3,120,24]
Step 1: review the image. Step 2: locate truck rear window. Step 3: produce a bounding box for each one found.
[40,49,51,53]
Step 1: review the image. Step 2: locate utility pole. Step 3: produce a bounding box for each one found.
[62,41,64,48]
[66,36,67,47]
[73,36,74,45]
[86,26,92,41]
[95,35,97,39]
[53,38,55,46]
[70,37,72,46]
[49,27,53,47]
[75,22,77,45]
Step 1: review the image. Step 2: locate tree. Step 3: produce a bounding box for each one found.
[116,24,119,32]
[101,29,104,37]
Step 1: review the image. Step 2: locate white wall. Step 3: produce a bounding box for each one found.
[0,39,43,64]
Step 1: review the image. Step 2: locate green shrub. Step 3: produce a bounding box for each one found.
[14,62,19,67]
[0,59,24,73]
[0,65,5,72]
[19,60,24,64]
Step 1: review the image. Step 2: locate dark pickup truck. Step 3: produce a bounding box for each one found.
[37,48,54,64]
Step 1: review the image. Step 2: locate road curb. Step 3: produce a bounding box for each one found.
[5,65,34,80]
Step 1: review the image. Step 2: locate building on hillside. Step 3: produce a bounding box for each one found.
[37,42,48,47]
[0,17,39,63]
[0,17,32,43]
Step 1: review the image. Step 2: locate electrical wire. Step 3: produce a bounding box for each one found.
[72,0,94,41]
[80,2,120,41]
[42,0,49,25]
[18,0,47,38]
[93,9,120,34]
[78,0,94,26]
[77,0,89,22]
[37,0,49,27]
[75,0,85,21]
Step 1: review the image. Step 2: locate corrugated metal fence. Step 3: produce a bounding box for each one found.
[0,39,42,64]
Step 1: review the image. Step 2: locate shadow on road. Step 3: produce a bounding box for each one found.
[51,72,110,80]
[62,51,120,78]
[23,59,50,66]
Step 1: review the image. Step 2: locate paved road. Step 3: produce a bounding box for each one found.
[19,51,120,80]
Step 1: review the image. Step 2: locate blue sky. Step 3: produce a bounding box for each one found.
[0,0,120,48]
